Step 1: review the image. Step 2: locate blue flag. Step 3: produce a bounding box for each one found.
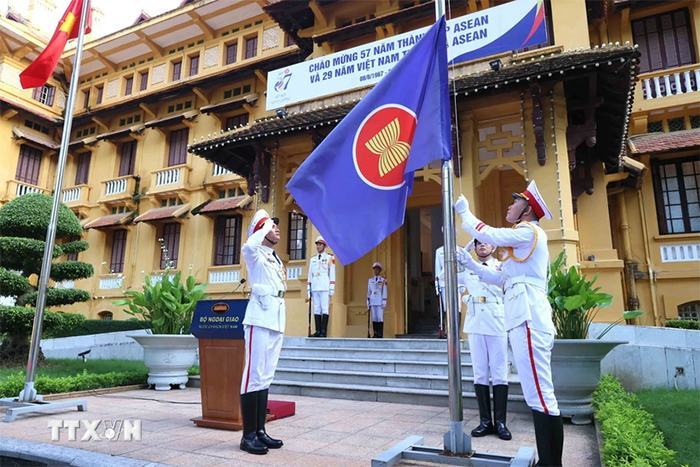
[287,18,452,265]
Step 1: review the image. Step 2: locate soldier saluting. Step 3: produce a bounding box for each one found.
[306,236,336,337]
[455,180,563,467]
[239,209,285,455]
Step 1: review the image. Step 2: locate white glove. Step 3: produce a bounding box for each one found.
[465,240,475,253]
[455,247,469,265]
[329,287,335,297]
[454,194,469,214]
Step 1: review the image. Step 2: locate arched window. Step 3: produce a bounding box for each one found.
[678,301,700,321]
[98,311,113,321]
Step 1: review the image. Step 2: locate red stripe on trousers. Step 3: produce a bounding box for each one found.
[244,326,254,393]
[526,324,549,415]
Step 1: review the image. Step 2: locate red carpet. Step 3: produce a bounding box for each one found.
[267,400,295,420]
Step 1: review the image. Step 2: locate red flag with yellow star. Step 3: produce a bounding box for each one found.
[20,0,92,89]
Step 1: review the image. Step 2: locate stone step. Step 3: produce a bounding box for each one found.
[284,336,468,351]
[274,367,523,395]
[281,345,471,363]
[270,380,531,413]
[277,355,479,377]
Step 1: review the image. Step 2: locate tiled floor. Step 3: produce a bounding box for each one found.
[0,388,600,466]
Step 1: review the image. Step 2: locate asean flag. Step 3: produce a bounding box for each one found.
[287,17,452,265]
[20,0,92,89]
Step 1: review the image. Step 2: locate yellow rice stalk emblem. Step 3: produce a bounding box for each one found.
[364,117,411,177]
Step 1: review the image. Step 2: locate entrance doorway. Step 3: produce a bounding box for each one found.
[405,205,443,335]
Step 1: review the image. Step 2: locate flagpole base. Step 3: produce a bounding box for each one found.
[371,435,536,467]
[443,421,470,454]
[0,396,87,422]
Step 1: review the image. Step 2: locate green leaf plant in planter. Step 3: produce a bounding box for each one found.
[546,251,643,424]
[114,242,207,390]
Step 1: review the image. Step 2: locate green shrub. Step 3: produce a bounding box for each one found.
[50,261,94,281]
[59,240,89,255]
[0,193,82,240]
[48,319,151,338]
[17,288,91,307]
[0,306,85,338]
[0,237,63,273]
[0,370,147,398]
[665,319,700,330]
[593,375,677,466]
[0,267,31,296]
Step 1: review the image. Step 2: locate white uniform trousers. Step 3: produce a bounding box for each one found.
[240,324,284,394]
[468,333,509,386]
[311,290,330,315]
[508,322,559,415]
[370,305,384,322]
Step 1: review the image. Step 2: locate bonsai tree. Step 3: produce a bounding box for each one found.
[0,193,93,362]
[548,251,642,339]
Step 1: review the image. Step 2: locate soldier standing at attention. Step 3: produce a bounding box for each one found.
[367,262,388,338]
[306,236,336,337]
[462,239,511,441]
[455,180,563,467]
[239,209,286,455]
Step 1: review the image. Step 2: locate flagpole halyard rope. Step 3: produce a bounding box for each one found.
[446,0,464,195]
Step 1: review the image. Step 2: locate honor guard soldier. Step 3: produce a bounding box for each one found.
[462,239,511,441]
[239,209,286,455]
[367,262,388,338]
[435,242,468,338]
[307,236,336,337]
[455,180,563,467]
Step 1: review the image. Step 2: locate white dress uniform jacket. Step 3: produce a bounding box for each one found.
[307,252,336,294]
[241,221,286,333]
[462,257,506,337]
[367,276,387,306]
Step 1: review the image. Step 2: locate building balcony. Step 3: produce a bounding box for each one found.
[98,274,124,290]
[635,63,700,111]
[148,165,191,196]
[4,179,48,201]
[100,175,138,205]
[207,265,241,286]
[61,185,90,208]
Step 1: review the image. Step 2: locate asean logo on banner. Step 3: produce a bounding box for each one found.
[353,104,417,190]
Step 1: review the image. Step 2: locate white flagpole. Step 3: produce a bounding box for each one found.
[20,0,91,402]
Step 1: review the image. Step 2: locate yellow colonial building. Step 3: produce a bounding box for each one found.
[0,0,697,337]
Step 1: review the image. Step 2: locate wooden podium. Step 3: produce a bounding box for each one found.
[190,299,247,431]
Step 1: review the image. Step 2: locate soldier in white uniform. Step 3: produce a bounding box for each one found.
[435,243,468,338]
[367,262,388,338]
[455,180,563,467]
[306,236,336,337]
[462,239,511,441]
[239,209,285,455]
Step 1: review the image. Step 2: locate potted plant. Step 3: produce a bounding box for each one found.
[547,251,642,424]
[116,271,206,390]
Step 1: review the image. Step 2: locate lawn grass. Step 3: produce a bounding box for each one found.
[0,359,147,380]
[637,388,700,467]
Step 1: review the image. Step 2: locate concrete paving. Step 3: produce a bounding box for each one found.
[0,388,600,466]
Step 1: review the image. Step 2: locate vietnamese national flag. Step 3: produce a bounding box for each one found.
[20,0,92,89]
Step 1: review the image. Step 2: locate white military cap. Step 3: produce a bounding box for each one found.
[248,209,277,236]
[513,180,553,220]
[372,262,382,269]
[314,235,326,245]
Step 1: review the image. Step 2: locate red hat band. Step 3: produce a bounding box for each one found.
[522,190,545,219]
[253,216,269,233]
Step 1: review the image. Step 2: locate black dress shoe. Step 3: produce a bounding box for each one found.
[495,421,512,440]
[240,432,268,455]
[257,430,284,449]
[471,420,495,437]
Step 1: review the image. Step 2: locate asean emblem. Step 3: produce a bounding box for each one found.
[353,104,417,190]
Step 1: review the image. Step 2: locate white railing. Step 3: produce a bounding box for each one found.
[154,167,182,187]
[149,272,177,284]
[55,280,75,289]
[61,187,81,203]
[208,268,240,284]
[642,66,700,100]
[212,164,232,177]
[104,178,128,196]
[660,243,700,263]
[99,275,124,290]
[287,266,303,280]
[16,182,43,197]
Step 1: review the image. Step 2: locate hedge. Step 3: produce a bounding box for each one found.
[0,306,85,338]
[17,288,91,307]
[0,267,31,297]
[50,261,94,281]
[593,375,676,466]
[665,319,700,330]
[0,370,147,398]
[0,237,63,272]
[59,240,89,255]
[49,319,152,338]
[0,193,82,240]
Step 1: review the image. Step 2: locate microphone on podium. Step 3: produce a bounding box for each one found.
[233,278,246,293]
